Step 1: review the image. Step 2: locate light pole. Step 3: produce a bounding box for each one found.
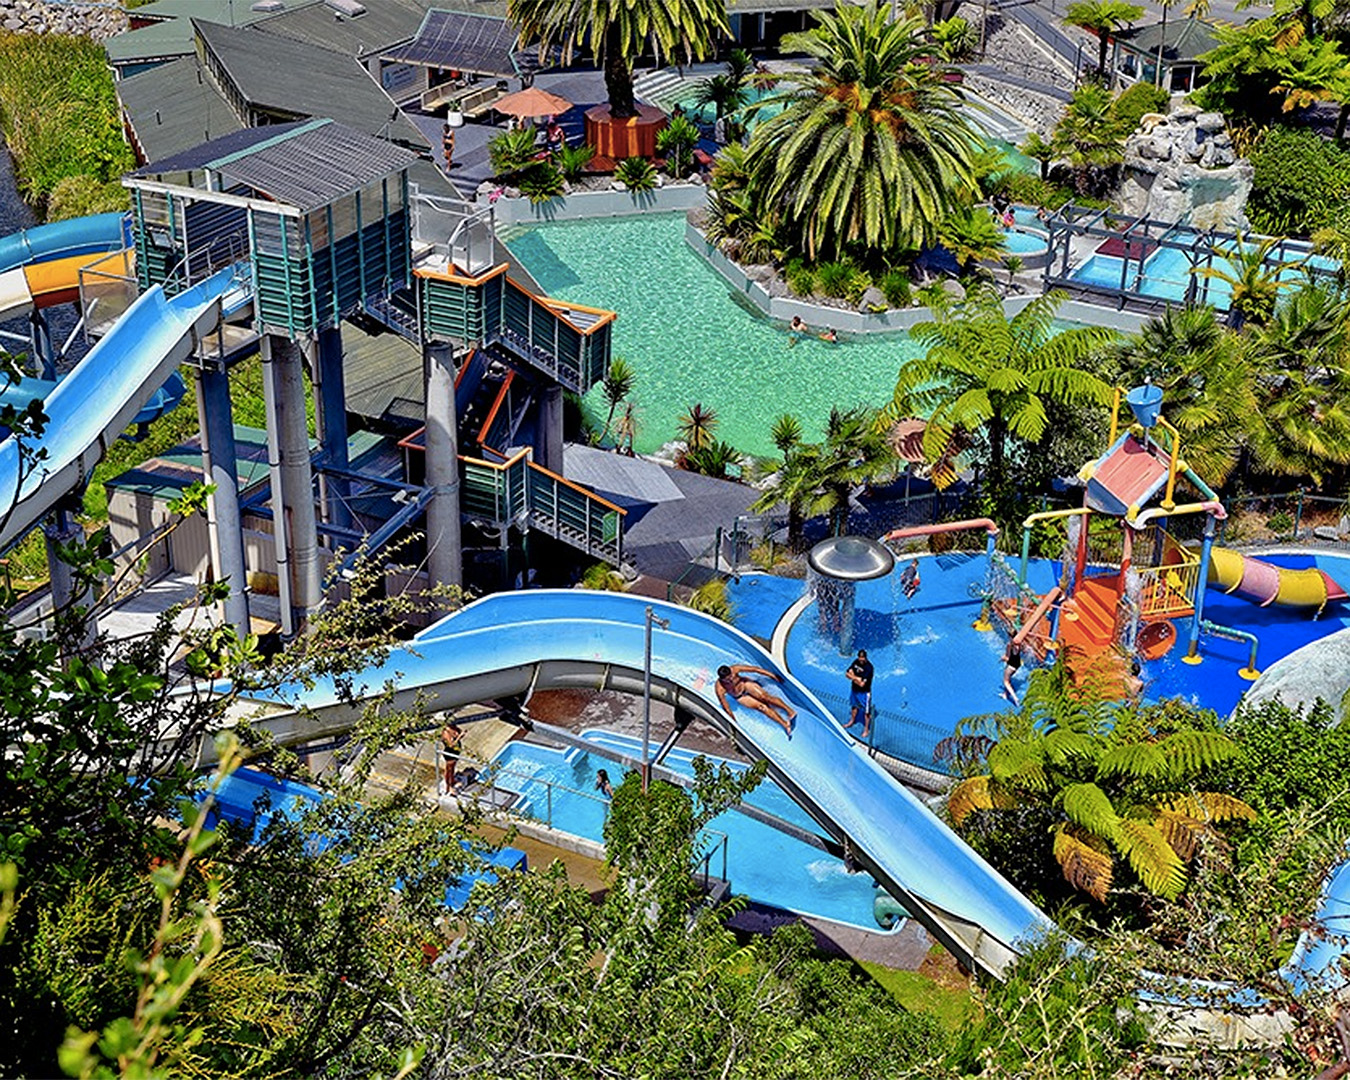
[641,605,670,792]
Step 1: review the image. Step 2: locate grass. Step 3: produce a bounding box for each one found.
[861,958,974,1032]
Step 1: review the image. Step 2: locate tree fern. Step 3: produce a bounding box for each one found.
[1155,729,1240,780]
[1053,824,1114,903]
[1118,819,1187,899]
[1096,742,1168,781]
[948,776,996,825]
[1059,783,1122,843]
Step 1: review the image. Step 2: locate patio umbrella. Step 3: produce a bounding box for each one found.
[494,86,573,119]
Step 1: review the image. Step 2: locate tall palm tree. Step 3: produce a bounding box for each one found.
[744,0,981,261]
[885,284,1115,498]
[1062,0,1144,79]
[509,0,728,119]
[600,357,636,444]
[1244,284,1350,484]
[1110,304,1256,484]
[1052,84,1127,195]
[947,662,1255,903]
[1191,232,1299,328]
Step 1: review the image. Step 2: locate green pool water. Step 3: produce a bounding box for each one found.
[505,213,923,457]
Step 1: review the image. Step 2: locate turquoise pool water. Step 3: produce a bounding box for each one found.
[727,552,1350,775]
[491,731,887,930]
[508,213,924,456]
[1003,228,1049,256]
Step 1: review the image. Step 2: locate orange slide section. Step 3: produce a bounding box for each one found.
[25,250,129,307]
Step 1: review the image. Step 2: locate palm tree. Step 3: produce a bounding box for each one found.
[508,0,728,119]
[691,73,749,120]
[1019,131,1056,181]
[947,662,1255,903]
[1244,284,1350,484]
[1191,232,1299,329]
[614,400,639,456]
[1051,84,1126,195]
[682,438,741,478]
[769,413,802,456]
[1062,0,1144,79]
[678,402,718,451]
[600,357,636,444]
[744,1,981,261]
[751,448,816,549]
[938,206,1007,274]
[1111,304,1255,485]
[885,284,1115,498]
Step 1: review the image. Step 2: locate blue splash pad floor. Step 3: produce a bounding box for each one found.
[727,552,1350,774]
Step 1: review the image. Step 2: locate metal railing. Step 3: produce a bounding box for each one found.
[1216,491,1350,550]
[410,187,499,276]
[1135,531,1200,619]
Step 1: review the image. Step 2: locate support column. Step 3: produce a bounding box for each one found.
[311,326,352,531]
[195,362,249,637]
[262,334,322,636]
[44,508,96,652]
[1184,514,1217,664]
[537,383,565,475]
[424,340,462,593]
[29,309,54,380]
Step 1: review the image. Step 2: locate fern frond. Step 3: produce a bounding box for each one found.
[1118,819,1187,899]
[988,740,1048,791]
[947,776,995,825]
[1059,782,1122,843]
[1041,727,1096,765]
[1053,824,1114,902]
[1097,742,1167,781]
[1154,808,1205,861]
[1160,791,1257,825]
[1155,730,1239,779]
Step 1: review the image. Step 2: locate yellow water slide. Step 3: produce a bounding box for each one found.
[1207,547,1348,611]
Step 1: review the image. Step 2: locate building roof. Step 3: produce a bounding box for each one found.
[1113,17,1220,62]
[252,0,435,57]
[106,0,310,66]
[381,9,544,78]
[117,56,245,163]
[193,18,428,149]
[132,119,419,211]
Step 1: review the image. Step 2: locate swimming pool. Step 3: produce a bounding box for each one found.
[490,731,890,931]
[1002,228,1049,257]
[508,213,925,456]
[726,551,1350,774]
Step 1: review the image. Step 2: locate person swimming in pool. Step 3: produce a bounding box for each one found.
[820,327,837,343]
[715,664,796,736]
[788,315,809,346]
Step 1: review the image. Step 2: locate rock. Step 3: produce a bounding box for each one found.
[940,278,966,301]
[857,286,887,312]
[1170,103,1201,122]
[610,180,626,191]
[1119,105,1253,228]
[1195,112,1225,133]
[503,186,520,199]
[1138,112,1168,134]
[476,180,497,198]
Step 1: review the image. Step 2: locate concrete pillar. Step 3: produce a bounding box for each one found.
[537,383,565,475]
[311,326,352,531]
[195,363,249,637]
[424,340,462,593]
[262,334,322,636]
[44,510,96,652]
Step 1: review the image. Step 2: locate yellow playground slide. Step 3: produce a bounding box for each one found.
[1207,547,1348,612]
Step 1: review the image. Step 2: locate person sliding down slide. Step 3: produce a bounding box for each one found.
[716,664,796,737]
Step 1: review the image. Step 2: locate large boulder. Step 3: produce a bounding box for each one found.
[1117,102,1253,229]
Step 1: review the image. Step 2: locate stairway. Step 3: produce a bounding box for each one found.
[1057,576,1133,697]
[633,69,689,113]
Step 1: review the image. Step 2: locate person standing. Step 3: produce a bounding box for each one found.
[843,649,874,737]
[442,123,456,171]
[440,722,464,792]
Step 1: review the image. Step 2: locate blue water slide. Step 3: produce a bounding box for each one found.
[0,265,246,550]
[233,590,1056,976]
[0,212,129,274]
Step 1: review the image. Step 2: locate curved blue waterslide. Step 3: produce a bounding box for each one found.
[237,589,1055,976]
[0,262,243,550]
[0,212,129,275]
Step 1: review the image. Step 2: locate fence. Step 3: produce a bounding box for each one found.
[1215,491,1350,551]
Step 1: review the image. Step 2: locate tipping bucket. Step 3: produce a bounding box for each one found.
[1125,383,1164,429]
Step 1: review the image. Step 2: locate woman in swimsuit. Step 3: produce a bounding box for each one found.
[715,664,796,736]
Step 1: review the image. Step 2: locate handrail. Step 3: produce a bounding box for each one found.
[1199,619,1260,679]
[504,275,615,337]
[882,517,999,543]
[526,459,628,516]
[477,370,515,448]
[1129,500,1226,528]
[1011,585,1062,649]
[1019,506,1091,584]
[458,447,531,472]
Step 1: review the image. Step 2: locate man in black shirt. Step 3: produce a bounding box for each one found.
[843,649,874,737]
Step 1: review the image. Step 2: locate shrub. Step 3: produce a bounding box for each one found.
[1110,82,1169,134]
[554,143,594,182]
[655,115,699,177]
[879,269,911,308]
[1246,126,1350,237]
[488,126,540,177]
[45,175,129,222]
[615,156,658,192]
[931,16,978,61]
[684,579,734,621]
[516,162,565,204]
[815,261,854,298]
[785,258,816,297]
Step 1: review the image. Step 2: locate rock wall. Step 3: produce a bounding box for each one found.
[964,73,1065,138]
[1117,104,1254,229]
[0,0,126,40]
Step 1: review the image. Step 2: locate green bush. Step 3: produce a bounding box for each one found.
[785,258,816,297]
[0,32,134,214]
[655,115,699,177]
[488,126,539,177]
[554,143,594,182]
[879,269,911,308]
[815,260,854,298]
[1110,82,1169,135]
[615,156,658,192]
[517,162,565,204]
[45,175,129,222]
[1246,126,1350,236]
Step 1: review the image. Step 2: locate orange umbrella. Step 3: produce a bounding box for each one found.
[494,86,573,119]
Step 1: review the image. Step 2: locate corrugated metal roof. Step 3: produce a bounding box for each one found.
[255,0,434,56]
[106,0,310,64]
[193,18,429,150]
[381,9,541,77]
[117,56,246,163]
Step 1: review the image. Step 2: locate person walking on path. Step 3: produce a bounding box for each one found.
[716,664,796,736]
[442,123,456,171]
[842,649,874,738]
